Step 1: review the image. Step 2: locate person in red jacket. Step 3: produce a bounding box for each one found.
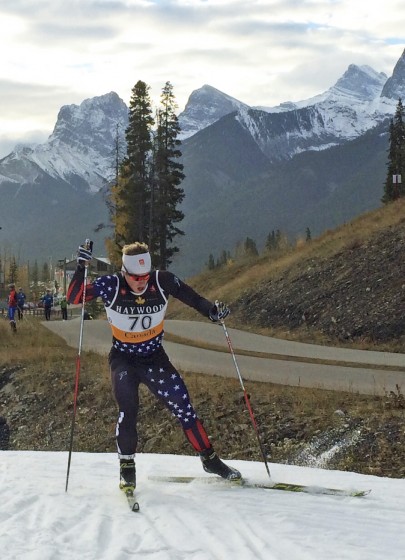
[7,284,17,333]
[67,241,241,493]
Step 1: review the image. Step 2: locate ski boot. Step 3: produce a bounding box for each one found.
[200,449,242,481]
[119,459,136,493]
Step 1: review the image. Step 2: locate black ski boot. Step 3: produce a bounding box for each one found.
[200,449,242,481]
[119,459,136,492]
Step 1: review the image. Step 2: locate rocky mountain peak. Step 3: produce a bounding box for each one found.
[330,64,387,100]
[178,84,249,139]
[0,91,128,192]
[49,91,128,158]
[381,48,405,99]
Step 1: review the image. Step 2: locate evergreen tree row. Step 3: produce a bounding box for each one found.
[106,80,185,270]
[206,229,310,270]
[383,98,405,202]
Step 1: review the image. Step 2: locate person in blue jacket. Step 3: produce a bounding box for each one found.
[42,289,53,321]
[16,288,26,320]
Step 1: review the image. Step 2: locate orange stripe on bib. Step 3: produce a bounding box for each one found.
[110,319,164,343]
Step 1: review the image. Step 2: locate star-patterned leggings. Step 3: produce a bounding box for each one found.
[109,347,212,458]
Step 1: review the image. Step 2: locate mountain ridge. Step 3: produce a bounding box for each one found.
[1,49,405,272]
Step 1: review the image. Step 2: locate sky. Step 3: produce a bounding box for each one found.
[1,0,405,159]
[1,450,404,559]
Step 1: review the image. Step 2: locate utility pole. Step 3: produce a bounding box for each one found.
[393,174,402,199]
[58,258,67,295]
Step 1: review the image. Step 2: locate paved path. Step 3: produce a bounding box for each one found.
[43,319,405,396]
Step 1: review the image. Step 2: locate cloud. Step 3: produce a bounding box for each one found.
[0,79,93,157]
[0,130,50,160]
[0,0,404,157]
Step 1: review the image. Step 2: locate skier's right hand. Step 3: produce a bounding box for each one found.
[77,242,93,268]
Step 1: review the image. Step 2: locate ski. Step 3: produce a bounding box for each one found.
[149,475,370,498]
[123,488,140,512]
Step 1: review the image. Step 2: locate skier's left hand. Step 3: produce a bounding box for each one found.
[77,240,93,268]
[209,300,230,322]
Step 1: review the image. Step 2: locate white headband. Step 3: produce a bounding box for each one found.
[122,252,151,275]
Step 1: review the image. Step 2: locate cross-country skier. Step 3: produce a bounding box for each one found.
[67,241,241,493]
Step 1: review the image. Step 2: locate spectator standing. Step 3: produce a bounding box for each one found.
[16,288,26,320]
[60,296,69,320]
[7,284,17,333]
[42,289,53,321]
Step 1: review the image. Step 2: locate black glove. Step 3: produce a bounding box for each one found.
[77,240,93,268]
[209,300,230,322]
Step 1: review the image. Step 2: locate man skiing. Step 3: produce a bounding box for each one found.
[67,241,241,493]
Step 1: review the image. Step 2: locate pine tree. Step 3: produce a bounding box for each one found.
[42,262,49,283]
[244,237,259,257]
[31,261,39,288]
[207,254,216,270]
[108,80,154,263]
[153,81,185,269]
[108,81,185,270]
[382,98,405,203]
[7,256,18,285]
[265,230,277,252]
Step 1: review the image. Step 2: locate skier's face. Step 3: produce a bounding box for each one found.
[124,271,150,293]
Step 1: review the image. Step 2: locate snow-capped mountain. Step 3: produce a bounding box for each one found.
[259,64,388,112]
[1,51,403,196]
[172,51,405,276]
[177,60,397,166]
[0,92,128,193]
[177,84,249,139]
[1,49,405,271]
[381,52,405,99]
[220,63,395,162]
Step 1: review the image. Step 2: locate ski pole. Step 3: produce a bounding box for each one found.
[220,320,272,479]
[65,239,92,492]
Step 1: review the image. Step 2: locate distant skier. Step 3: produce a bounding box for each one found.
[67,241,241,493]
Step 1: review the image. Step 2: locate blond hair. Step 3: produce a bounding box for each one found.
[122,242,149,256]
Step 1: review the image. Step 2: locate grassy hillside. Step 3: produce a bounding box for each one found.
[169,198,405,351]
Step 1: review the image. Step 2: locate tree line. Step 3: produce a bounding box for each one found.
[105,80,184,270]
[383,98,405,202]
[206,228,312,270]
[0,255,56,301]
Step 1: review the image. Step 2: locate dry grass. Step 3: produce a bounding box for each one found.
[1,316,405,479]
[0,317,111,408]
[189,199,405,296]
